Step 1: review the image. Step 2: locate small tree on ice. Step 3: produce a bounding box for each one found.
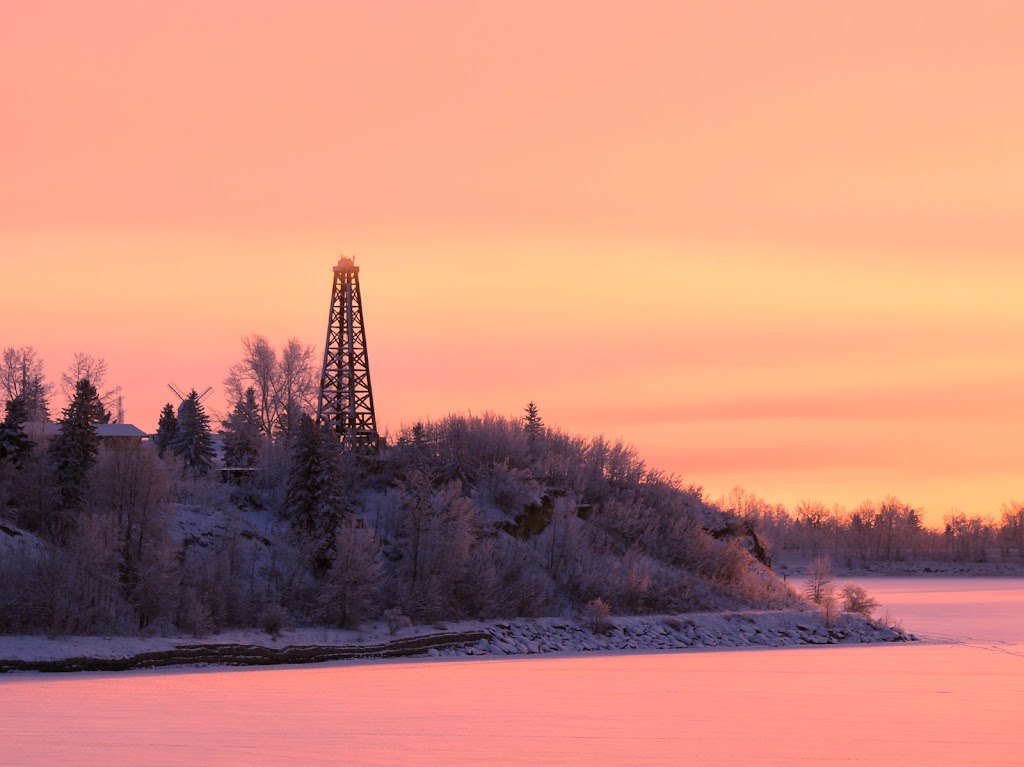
[803,555,834,605]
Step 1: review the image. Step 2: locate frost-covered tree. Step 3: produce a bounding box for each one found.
[0,395,34,467]
[0,346,51,421]
[60,353,120,422]
[223,335,317,438]
[284,414,346,570]
[91,438,178,630]
[318,523,382,628]
[277,339,317,429]
[276,399,304,441]
[803,555,834,605]
[1000,502,1024,559]
[840,583,878,617]
[389,470,481,621]
[154,403,178,458]
[48,378,104,512]
[221,387,263,468]
[171,390,216,477]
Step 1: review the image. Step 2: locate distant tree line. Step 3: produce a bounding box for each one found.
[717,487,1024,566]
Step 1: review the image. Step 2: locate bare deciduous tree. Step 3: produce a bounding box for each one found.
[804,555,834,605]
[60,353,123,421]
[0,346,52,421]
[224,335,317,437]
[278,339,318,425]
[999,502,1024,559]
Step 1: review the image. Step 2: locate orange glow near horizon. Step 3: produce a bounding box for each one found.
[3,2,1024,526]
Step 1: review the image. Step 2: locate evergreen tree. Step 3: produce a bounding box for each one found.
[412,421,428,447]
[284,414,345,571]
[154,403,178,458]
[275,398,303,441]
[0,394,34,467]
[524,401,543,437]
[95,399,113,424]
[49,378,103,509]
[524,401,545,459]
[18,374,52,422]
[221,387,263,468]
[171,390,216,477]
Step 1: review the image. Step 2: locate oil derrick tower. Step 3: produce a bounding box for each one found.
[317,256,379,450]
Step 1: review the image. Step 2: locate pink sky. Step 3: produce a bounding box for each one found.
[3,2,1024,525]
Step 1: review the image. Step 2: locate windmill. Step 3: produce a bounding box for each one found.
[168,383,213,406]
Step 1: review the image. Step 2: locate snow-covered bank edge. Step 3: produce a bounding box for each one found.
[0,611,915,673]
[775,558,1024,578]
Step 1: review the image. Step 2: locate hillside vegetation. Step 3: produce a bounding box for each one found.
[0,410,796,637]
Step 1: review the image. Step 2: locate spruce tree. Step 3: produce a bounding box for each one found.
[524,401,545,459]
[49,378,103,509]
[154,403,178,458]
[275,398,303,441]
[0,394,34,467]
[19,374,52,423]
[171,390,216,477]
[284,414,345,571]
[221,387,263,468]
[524,401,543,437]
[412,421,427,446]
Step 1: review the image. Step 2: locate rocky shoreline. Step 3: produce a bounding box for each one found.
[0,610,915,674]
[472,611,913,658]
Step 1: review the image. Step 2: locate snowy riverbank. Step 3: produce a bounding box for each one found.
[0,610,913,673]
[774,556,1024,578]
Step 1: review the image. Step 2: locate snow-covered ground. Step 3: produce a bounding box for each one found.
[775,553,1024,578]
[0,577,1021,766]
[0,609,908,670]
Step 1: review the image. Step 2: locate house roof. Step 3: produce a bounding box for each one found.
[35,422,149,439]
[96,424,149,438]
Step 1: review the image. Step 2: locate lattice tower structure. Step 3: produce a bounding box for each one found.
[317,257,379,450]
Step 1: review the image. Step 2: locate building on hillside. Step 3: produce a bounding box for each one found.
[33,422,150,444]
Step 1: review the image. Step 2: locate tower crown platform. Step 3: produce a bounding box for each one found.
[334,256,358,273]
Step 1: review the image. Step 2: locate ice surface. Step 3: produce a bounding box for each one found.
[1,578,1022,766]
[853,576,1024,644]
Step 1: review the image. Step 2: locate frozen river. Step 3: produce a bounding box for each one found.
[2,578,1022,765]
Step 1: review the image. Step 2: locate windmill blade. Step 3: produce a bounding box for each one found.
[197,386,214,402]
[167,382,186,402]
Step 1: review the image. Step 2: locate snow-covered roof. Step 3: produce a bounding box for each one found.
[35,423,149,439]
[96,424,149,438]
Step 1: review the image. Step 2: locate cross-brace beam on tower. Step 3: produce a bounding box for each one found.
[316,256,379,451]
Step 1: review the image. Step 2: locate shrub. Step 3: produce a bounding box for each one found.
[840,583,879,618]
[259,603,288,638]
[820,589,840,627]
[387,609,413,635]
[583,596,613,634]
